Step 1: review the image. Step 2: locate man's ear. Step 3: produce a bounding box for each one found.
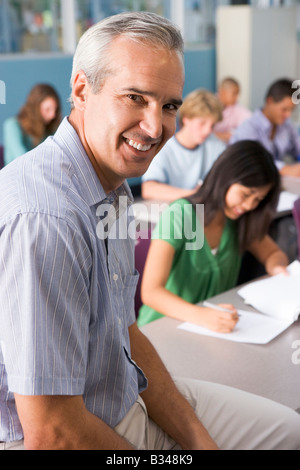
[72,70,89,111]
[266,96,275,106]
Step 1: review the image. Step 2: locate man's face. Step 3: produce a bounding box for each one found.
[265,96,295,126]
[79,36,184,192]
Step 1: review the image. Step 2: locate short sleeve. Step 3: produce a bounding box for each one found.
[141,147,169,183]
[0,212,92,396]
[152,199,204,252]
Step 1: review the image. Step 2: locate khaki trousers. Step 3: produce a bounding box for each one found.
[2,378,300,450]
[115,378,300,450]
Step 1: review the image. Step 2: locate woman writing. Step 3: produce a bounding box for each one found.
[3,83,61,165]
[138,140,288,333]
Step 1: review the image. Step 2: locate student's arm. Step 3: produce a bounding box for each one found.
[141,180,199,203]
[129,322,218,450]
[279,163,300,178]
[14,394,134,450]
[247,235,289,276]
[214,131,232,143]
[140,239,238,333]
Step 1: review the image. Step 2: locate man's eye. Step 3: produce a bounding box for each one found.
[164,103,179,112]
[128,94,143,103]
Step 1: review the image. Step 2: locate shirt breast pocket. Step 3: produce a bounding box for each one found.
[121,270,139,307]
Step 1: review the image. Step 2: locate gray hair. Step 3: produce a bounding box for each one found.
[69,12,184,106]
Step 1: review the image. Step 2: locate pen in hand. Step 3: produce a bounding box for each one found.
[203,301,241,318]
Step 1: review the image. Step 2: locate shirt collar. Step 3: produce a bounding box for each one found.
[255,109,273,132]
[53,117,133,208]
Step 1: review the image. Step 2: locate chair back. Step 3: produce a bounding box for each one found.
[292,198,300,260]
[134,229,152,317]
[0,146,4,170]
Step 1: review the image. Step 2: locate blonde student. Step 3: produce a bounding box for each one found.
[138,140,288,332]
[141,89,225,202]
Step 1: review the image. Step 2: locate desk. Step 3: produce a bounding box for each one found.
[140,283,300,411]
[281,175,300,197]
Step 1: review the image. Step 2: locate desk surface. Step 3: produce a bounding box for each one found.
[140,284,300,411]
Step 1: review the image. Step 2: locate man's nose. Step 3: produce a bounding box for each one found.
[139,107,163,140]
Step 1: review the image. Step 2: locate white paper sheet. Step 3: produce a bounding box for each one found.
[238,261,300,322]
[178,310,293,344]
[277,191,299,213]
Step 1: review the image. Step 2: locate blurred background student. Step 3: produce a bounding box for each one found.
[137,141,288,332]
[230,78,300,177]
[214,77,252,144]
[3,83,61,165]
[141,89,225,202]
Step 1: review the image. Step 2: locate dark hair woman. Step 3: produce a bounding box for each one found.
[138,140,288,333]
[4,83,62,165]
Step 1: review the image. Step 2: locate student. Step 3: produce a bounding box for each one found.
[214,77,252,143]
[138,140,288,332]
[1,13,300,451]
[141,89,225,202]
[230,78,300,177]
[3,83,61,165]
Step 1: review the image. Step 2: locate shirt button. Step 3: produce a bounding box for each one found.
[113,274,119,281]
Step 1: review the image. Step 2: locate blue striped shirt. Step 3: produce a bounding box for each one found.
[0,117,147,442]
[230,109,300,162]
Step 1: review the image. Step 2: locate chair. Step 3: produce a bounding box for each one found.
[292,197,300,260]
[0,146,4,170]
[134,228,152,318]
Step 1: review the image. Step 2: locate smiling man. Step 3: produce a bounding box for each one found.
[1,13,300,451]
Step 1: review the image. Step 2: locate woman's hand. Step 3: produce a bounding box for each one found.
[268,265,289,276]
[198,304,239,333]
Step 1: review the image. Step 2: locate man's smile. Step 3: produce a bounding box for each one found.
[126,138,152,152]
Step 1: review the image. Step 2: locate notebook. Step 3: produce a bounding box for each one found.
[178,261,300,344]
[238,261,300,323]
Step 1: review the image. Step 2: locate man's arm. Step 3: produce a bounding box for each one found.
[14,394,134,450]
[129,322,218,450]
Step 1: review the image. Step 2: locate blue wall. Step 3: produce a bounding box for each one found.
[0,54,73,145]
[183,47,216,95]
[0,47,216,187]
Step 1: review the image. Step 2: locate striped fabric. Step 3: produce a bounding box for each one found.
[0,117,147,442]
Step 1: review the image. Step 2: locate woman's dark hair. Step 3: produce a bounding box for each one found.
[187,140,280,252]
[18,83,61,146]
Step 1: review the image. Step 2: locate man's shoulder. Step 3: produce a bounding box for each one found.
[230,109,261,143]
[0,138,73,222]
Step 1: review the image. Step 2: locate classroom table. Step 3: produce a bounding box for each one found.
[140,283,300,412]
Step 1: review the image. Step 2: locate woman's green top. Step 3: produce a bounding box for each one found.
[137,198,242,327]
